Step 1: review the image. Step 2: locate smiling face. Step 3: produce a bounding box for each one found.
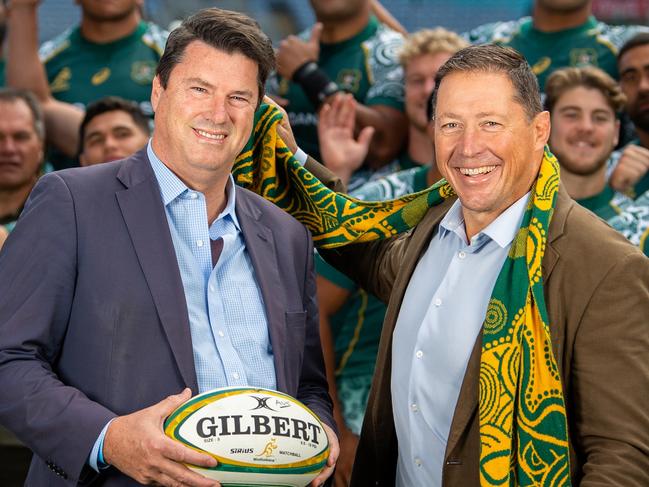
[80,110,149,166]
[150,40,259,186]
[549,86,618,176]
[405,52,452,132]
[76,0,139,22]
[434,71,550,235]
[0,99,44,193]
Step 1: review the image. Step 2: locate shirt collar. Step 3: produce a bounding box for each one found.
[147,140,241,230]
[439,191,531,249]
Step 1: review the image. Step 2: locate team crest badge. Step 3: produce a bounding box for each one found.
[337,69,361,92]
[131,61,156,85]
[570,48,598,67]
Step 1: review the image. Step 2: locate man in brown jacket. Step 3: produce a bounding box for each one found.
[319,45,649,486]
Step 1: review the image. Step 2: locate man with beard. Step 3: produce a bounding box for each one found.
[8,0,166,169]
[466,0,649,89]
[610,33,649,197]
[545,66,632,219]
[270,0,407,185]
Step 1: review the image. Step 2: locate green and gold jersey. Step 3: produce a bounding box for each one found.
[39,20,168,115]
[466,16,649,88]
[315,163,430,434]
[608,190,649,256]
[270,16,405,161]
[576,184,632,221]
[0,58,5,87]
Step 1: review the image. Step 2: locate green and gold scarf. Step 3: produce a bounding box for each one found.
[234,104,571,486]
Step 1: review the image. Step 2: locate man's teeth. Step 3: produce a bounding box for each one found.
[459,165,496,176]
[197,129,225,140]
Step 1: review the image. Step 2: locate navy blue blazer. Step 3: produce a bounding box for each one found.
[0,149,332,486]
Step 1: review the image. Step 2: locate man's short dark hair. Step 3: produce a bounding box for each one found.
[430,45,543,121]
[0,88,45,139]
[78,96,150,156]
[618,33,649,63]
[156,8,275,107]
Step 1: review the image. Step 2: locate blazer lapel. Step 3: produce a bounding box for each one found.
[235,189,288,391]
[115,150,198,392]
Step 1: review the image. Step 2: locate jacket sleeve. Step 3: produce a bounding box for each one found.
[295,223,336,433]
[0,173,116,484]
[573,250,649,485]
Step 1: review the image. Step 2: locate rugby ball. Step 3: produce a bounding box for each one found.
[164,387,330,486]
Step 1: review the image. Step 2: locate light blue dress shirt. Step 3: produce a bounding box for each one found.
[90,143,276,471]
[392,192,531,487]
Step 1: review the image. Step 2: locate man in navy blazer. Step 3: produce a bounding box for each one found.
[0,8,337,486]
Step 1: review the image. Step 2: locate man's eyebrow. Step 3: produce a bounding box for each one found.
[619,66,639,77]
[185,77,215,88]
[231,89,254,98]
[557,105,582,112]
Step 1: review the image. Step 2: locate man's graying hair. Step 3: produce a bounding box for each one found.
[430,45,543,121]
[0,88,45,139]
[156,8,275,108]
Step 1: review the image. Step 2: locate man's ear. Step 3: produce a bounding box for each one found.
[533,110,551,151]
[151,75,162,112]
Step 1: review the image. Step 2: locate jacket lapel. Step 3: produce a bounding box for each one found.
[115,149,198,392]
[235,189,288,391]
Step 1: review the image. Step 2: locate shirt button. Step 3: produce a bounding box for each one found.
[458,251,466,259]
[209,284,215,293]
[414,457,422,467]
[434,298,442,307]
[232,372,240,380]
[189,192,198,199]
[196,239,204,247]
[411,403,418,412]
[415,350,423,359]
[218,330,224,337]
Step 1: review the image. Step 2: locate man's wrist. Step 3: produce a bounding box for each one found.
[292,61,342,109]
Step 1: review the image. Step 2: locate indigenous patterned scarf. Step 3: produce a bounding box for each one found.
[234,104,571,486]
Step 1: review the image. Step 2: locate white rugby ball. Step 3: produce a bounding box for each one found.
[164,387,330,486]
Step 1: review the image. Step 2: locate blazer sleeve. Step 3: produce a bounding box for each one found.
[0,173,116,484]
[295,223,335,432]
[573,250,649,485]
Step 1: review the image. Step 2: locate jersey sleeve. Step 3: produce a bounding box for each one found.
[363,27,405,110]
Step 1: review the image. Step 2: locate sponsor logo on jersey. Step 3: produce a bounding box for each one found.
[532,57,552,75]
[91,67,111,86]
[50,67,71,93]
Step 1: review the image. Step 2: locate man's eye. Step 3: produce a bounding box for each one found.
[442,122,458,129]
[191,86,207,93]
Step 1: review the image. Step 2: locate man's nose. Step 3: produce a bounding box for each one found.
[0,136,18,154]
[207,97,228,123]
[457,126,483,157]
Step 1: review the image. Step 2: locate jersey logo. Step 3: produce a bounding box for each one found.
[131,60,157,85]
[531,57,551,75]
[50,67,71,93]
[91,67,111,86]
[570,48,598,67]
[337,69,362,93]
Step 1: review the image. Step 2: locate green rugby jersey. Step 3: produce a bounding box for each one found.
[316,163,430,434]
[576,184,632,220]
[270,16,405,161]
[608,190,649,257]
[0,58,5,87]
[40,20,168,115]
[466,16,649,88]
